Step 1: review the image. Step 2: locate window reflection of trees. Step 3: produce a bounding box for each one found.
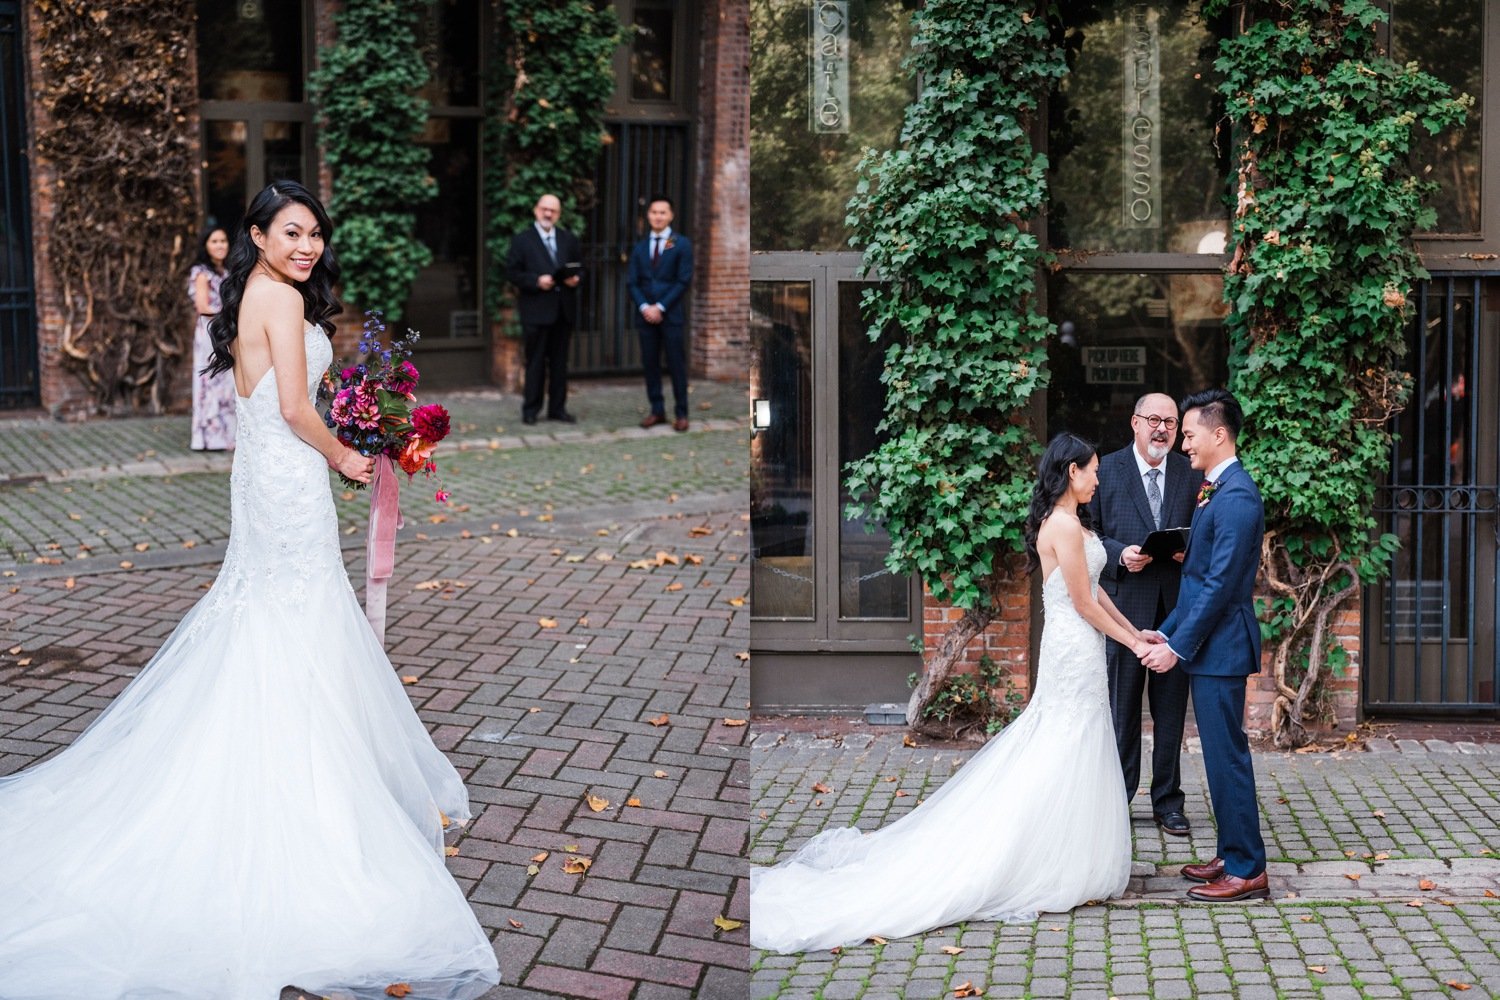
[750,0,917,251]
[1047,1,1229,253]
[1391,0,1483,234]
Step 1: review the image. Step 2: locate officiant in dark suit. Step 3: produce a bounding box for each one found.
[627,195,694,432]
[505,193,582,425]
[1087,392,1199,837]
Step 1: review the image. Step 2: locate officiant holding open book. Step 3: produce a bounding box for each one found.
[1087,392,1200,837]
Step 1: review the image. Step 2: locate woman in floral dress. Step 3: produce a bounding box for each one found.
[189,225,236,449]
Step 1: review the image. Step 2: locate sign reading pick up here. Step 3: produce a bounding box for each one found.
[1083,346,1146,384]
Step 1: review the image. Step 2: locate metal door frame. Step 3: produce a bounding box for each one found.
[0,0,37,410]
[1365,274,1500,715]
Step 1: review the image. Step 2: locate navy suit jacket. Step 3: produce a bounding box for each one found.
[627,233,693,326]
[1088,446,1197,628]
[1158,460,1265,676]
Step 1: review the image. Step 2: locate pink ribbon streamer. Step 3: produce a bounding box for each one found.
[365,456,404,645]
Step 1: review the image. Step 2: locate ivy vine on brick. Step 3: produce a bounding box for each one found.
[482,2,624,326]
[309,0,435,321]
[34,0,199,413]
[1209,0,1469,745]
[844,0,1065,726]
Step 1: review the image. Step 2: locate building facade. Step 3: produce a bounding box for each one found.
[748,0,1500,729]
[0,0,748,414]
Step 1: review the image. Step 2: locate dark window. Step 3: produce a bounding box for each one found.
[197,0,305,103]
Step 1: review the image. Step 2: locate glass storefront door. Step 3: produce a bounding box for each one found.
[749,255,920,713]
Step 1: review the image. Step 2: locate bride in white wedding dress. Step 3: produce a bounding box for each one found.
[0,182,500,999]
[751,433,1154,954]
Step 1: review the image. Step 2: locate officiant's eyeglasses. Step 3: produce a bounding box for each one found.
[1135,414,1179,429]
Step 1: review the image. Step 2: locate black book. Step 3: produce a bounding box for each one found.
[1141,526,1191,560]
[555,261,583,280]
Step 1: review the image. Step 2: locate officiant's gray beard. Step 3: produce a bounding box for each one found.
[1146,442,1170,461]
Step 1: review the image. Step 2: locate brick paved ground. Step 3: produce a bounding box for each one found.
[750,730,1500,999]
[0,381,751,999]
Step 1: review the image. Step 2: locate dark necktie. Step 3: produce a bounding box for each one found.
[543,231,557,265]
[652,235,661,265]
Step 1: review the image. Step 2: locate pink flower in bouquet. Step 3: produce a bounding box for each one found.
[390,360,420,395]
[434,489,451,504]
[340,366,359,381]
[349,395,382,431]
[397,437,438,476]
[329,388,354,424]
[410,403,450,443]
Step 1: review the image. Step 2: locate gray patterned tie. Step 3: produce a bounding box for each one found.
[1146,468,1162,529]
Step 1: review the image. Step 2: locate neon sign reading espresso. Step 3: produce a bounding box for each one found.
[809,1,850,134]
[1122,5,1161,229]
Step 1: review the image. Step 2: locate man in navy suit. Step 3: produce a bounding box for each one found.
[1142,388,1269,901]
[1088,393,1198,838]
[627,196,694,432]
[505,193,582,425]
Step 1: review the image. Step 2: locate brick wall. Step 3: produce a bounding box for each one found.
[690,0,749,384]
[923,585,1364,736]
[921,576,1034,703]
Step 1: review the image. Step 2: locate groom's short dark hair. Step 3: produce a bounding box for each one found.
[1180,388,1243,441]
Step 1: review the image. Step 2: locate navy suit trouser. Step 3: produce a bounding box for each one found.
[638,321,688,418]
[1189,672,1267,878]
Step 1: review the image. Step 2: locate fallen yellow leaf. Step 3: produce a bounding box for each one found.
[119,561,133,569]
[713,915,743,932]
[538,617,558,628]
[727,596,746,607]
[134,542,150,552]
[1446,982,1473,992]
[1308,965,1327,974]
[444,845,459,857]
[439,811,450,828]
[64,578,75,589]
[735,651,750,661]
[941,945,965,955]
[586,793,610,812]
[1345,873,1361,882]
[531,851,550,863]
[1407,899,1425,908]
[722,718,747,727]
[1419,879,1436,890]
[655,551,679,566]
[563,856,592,874]
[385,986,412,998]
[506,528,519,537]
[628,558,655,569]
[895,790,910,798]
[526,864,540,876]
[684,553,703,565]
[869,936,887,945]
[626,797,642,807]
[953,982,983,998]
[654,769,669,778]
[400,675,419,685]
[648,714,670,727]
[812,782,831,794]
[508,918,524,929]
[902,734,917,747]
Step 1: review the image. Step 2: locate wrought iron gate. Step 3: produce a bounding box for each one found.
[0,2,37,410]
[1365,275,1500,715]
[572,120,692,375]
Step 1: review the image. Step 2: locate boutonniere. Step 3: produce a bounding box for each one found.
[1196,479,1220,508]
[663,239,676,251]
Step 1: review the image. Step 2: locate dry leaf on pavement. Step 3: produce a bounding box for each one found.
[812,782,831,794]
[940,946,964,955]
[385,986,412,998]
[586,794,610,812]
[722,718,747,727]
[648,714,670,727]
[562,856,592,874]
[538,617,558,628]
[713,915,743,932]
[508,919,523,929]
[400,676,418,685]
[444,846,459,857]
[1418,879,1436,890]
[626,797,642,807]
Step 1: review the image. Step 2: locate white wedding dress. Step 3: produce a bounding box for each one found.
[0,325,501,999]
[750,532,1132,954]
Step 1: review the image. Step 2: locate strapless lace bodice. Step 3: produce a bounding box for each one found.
[202,324,346,628]
[1034,531,1109,711]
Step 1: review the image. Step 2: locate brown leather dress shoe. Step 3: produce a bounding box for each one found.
[640,413,667,428]
[673,417,689,432]
[1186,870,1270,902]
[1181,857,1225,883]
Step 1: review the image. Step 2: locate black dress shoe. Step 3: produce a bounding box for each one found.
[522,414,537,425]
[547,411,577,423]
[1155,811,1191,837]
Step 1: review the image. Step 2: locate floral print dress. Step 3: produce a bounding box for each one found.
[189,264,236,450]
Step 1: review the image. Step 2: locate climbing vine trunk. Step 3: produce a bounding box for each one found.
[1209,0,1468,745]
[842,2,1064,728]
[34,2,199,413]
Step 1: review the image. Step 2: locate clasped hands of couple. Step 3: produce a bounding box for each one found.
[1119,544,1186,674]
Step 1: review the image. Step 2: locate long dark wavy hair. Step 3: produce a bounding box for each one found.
[193,224,228,274]
[1023,432,1098,573]
[203,181,341,377]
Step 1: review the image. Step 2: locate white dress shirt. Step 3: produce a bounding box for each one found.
[641,227,673,314]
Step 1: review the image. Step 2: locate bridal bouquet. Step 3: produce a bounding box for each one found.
[320,311,451,501]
